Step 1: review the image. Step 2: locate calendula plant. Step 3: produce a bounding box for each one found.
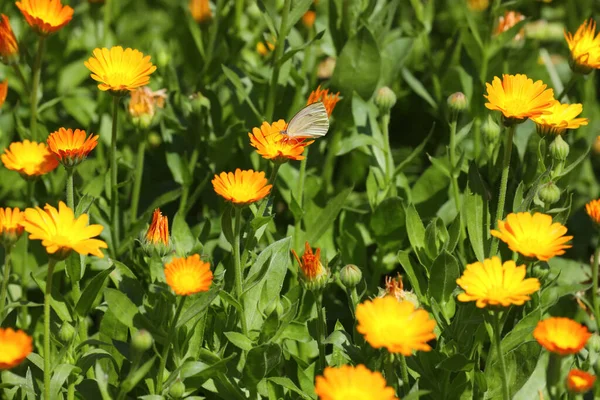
[2,0,600,399]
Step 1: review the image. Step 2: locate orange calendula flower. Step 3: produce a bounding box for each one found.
[302,11,316,28]
[484,74,555,125]
[467,0,489,12]
[22,201,108,260]
[315,364,398,400]
[47,128,99,167]
[16,0,73,36]
[307,85,340,116]
[1,140,59,177]
[531,101,588,137]
[356,296,436,355]
[249,119,313,163]
[456,257,540,308]
[146,208,169,245]
[291,242,329,290]
[565,19,600,74]
[0,80,7,109]
[0,15,19,64]
[189,0,212,23]
[566,369,596,394]
[534,317,591,355]
[212,168,272,206]
[494,10,526,41]
[0,207,25,247]
[164,254,213,296]
[84,46,157,94]
[0,328,32,370]
[491,212,572,261]
[586,199,600,225]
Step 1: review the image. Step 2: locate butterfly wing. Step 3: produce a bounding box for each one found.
[286,102,330,138]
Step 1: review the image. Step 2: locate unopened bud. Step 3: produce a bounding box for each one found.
[147,132,162,148]
[538,182,561,205]
[339,264,362,289]
[532,263,550,281]
[169,378,186,399]
[549,135,570,161]
[131,329,153,353]
[58,322,76,343]
[375,87,397,111]
[447,92,468,113]
[482,115,501,145]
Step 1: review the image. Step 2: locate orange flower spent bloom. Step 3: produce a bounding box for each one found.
[22,201,107,260]
[307,85,340,116]
[565,19,600,74]
[467,0,489,12]
[0,207,25,247]
[586,199,600,225]
[491,212,572,261]
[494,11,526,41]
[249,120,313,163]
[356,296,436,355]
[380,274,419,308]
[164,254,213,296]
[16,0,73,36]
[189,0,212,23]
[315,365,398,400]
[456,257,540,308]
[0,328,32,370]
[128,87,167,118]
[0,80,7,109]
[47,128,99,167]
[484,74,555,124]
[534,317,591,355]
[0,15,19,64]
[292,242,329,290]
[212,169,272,206]
[566,370,596,394]
[531,101,588,136]
[1,140,58,177]
[302,11,316,28]
[84,46,157,94]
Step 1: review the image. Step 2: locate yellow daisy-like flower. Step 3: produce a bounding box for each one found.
[586,199,600,225]
[566,369,596,394]
[356,296,436,356]
[0,207,25,246]
[530,101,588,137]
[1,140,59,177]
[534,317,591,356]
[212,168,272,206]
[84,46,157,94]
[314,364,398,400]
[307,85,341,116]
[164,254,213,296]
[0,80,7,109]
[564,19,600,74]
[256,40,275,56]
[490,212,572,261]
[0,328,32,370]
[21,201,107,259]
[47,128,99,167]
[189,0,212,23]
[15,0,73,36]
[484,74,555,124]
[0,14,19,64]
[456,257,540,308]
[248,120,313,163]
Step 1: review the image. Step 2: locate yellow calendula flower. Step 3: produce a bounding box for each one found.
[16,0,73,36]
[248,120,314,163]
[164,254,213,296]
[0,15,19,64]
[47,128,99,167]
[484,74,555,125]
[356,296,436,356]
[586,199,600,225]
[566,369,596,394]
[531,101,588,137]
[491,212,572,261]
[467,0,489,12]
[534,317,591,356]
[22,201,108,260]
[565,19,600,74]
[494,11,526,41]
[307,85,341,116]
[314,364,398,400]
[189,0,212,23]
[0,80,7,109]
[256,39,275,56]
[1,140,59,177]
[456,257,540,308]
[212,168,272,206]
[0,328,32,370]
[84,46,157,94]
[291,242,330,290]
[0,207,25,247]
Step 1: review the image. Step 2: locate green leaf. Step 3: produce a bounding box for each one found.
[221,65,262,120]
[224,331,254,351]
[75,266,115,317]
[397,250,426,300]
[370,197,406,237]
[65,252,82,282]
[121,356,156,394]
[243,343,283,385]
[305,187,352,244]
[464,191,486,262]
[436,354,475,372]
[172,212,195,255]
[267,377,312,400]
[429,251,460,306]
[221,206,234,246]
[50,364,80,400]
[287,0,313,28]
[405,204,431,268]
[166,152,192,186]
[401,68,438,110]
[176,287,220,329]
[103,289,139,329]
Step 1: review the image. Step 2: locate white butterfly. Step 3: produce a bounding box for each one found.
[281,101,329,139]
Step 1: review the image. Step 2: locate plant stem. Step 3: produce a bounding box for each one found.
[103,0,111,45]
[264,0,291,121]
[257,163,281,218]
[315,292,327,373]
[492,311,510,400]
[449,117,466,255]
[12,63,28,92]
[30,37,46,139]
[399,354,410,396]
[490,124,516,256]
[110,96,120,256]
[0,246,13,323]
[156,296,186,395]
[592,245,600,327]
[557,74,578,101]
[130,137,146,221]
[294,148,309,251]
[178,147,199,216]
[44,258,58,400]
[233,206,248,336]
[546,353,562,400]
[381,113,396,197]
[384,352,397,392]
[322,128,343,195]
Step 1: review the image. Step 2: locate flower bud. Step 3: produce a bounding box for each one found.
[302,11,316,29]
[447,92,468,113]
[169,378,186,399]
[131,329,153,353]
[58,322,76,343]
[147,132,162,148]
[141,209,172,257]
[482,115,501,145]
[538,182,561,205]
[375,87,397,112]
[532,263,550,281]
[339,264,362,289]
[549,135,570,161]
[291,242,330,291]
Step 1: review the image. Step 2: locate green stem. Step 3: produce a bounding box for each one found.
[592,246,600,328]
[156,296,186,395]
[131,138,146,221]
[178,147,199,216]
[44,258,58,400]
[233,207,248,336]
[294,148,308,251]
[110,96,120,257]
[490,124,516,256]
[315,292,327,373]
[257,163,281,218]
[66,167,75,209]
[546,353,562,400]
[103,0,111,45]
[492,311,510,400]
[381,113,396,197]
[384,353,397,392]
[346,287,359,319]
[11,63,28,92]
[322,128,342,195]
[30,37,45,139]
[264,0,291,121]
[399,354,409,396]
[449,117,466,255]
[0,246,13,323]
[557,74,578,102]
[235,0,244,30]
